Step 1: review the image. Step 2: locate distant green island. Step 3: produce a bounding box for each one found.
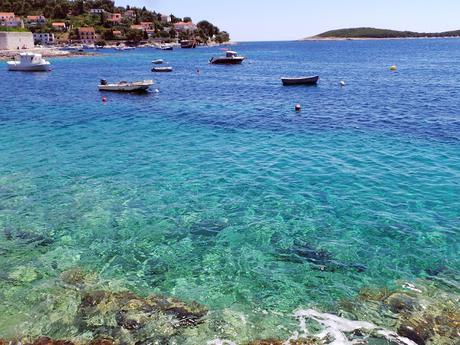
[306,27,460,39]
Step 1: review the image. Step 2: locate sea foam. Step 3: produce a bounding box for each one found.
[293,309,418,345]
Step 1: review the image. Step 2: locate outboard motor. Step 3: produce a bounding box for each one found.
[100,79,108,85]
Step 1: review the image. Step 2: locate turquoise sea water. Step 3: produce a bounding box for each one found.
[0,40,459,343]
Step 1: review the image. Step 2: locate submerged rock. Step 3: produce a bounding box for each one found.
[276,241,366,273]
[3,227,53,247]
[0,338,76,345]
[386,293,419,314]
[8,265,40,283]
[341,280,460,345]
[78,289,208,337]
[246,339,320,345]
[147,295,208,327]
[88,337,113,345]
[0,337,111,345]
[397,325,427,345]
[189,219,228,237]
[60,267,96,287]
[33,337,76,345]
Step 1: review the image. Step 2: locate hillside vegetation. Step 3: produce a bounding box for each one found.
[0,0,230,43]
[311,27,460,39]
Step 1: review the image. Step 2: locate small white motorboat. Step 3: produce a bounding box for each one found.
[152,59,164,64]
[7,53,51,72]
[210,51,245,65]
[115,45,135,51]
[98,79,154,92]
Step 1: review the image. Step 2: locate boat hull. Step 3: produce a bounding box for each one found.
[7,62,50,72]
[281,76,319,86]
[210,57,245,65]
[98,80,154,92]
[152,67,173,72]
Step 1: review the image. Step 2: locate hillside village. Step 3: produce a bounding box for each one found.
[0,0,230,49]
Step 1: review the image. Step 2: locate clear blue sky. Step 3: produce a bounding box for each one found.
[116,0,460,41]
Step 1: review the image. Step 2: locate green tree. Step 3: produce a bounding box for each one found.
[102,29,114,40]
[125,28,143,44]
[215,31,230,43]
[197,20,220,41]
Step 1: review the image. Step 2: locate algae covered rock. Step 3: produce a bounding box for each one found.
[146,295,208,327]
[386,292,419,314]
[88,337,113,345]
[397,325,428,345]
[339,280,460,345]
[246,339,320,345]
[33,337,75,345]
[60,267,96,287]
[78,289,208,338]
[8,265,40,283]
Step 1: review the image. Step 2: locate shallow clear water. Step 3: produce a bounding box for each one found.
[0,40,459,341]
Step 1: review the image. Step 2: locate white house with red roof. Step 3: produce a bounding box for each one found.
[52,22,67,31]
[0,12,24,28]
[26,15,47,26]
[174,21,197,32]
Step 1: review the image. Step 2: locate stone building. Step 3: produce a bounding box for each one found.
[0,31,34,50]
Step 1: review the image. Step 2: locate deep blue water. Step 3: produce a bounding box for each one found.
[0,40,459,341]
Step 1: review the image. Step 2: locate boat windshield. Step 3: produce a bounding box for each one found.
[226,51,237,57]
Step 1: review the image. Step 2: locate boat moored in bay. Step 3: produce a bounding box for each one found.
[180,40,197,48]
[210,51,245,65]
[159,45,174,51]
[152,66,173,73]
[281,75,319,86]
[7,53,51,72]
[98,79,154,92]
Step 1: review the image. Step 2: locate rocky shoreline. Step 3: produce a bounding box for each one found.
[0,48,99,61]
[0,264,458,345]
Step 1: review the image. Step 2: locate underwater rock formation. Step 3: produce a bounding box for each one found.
[246,339,320,345]
[78,289,208,339]
[189,219,229,237]
[0,337,113,345]
[2,227,53,247]
[60,267,96,288]
[276,240,367,272]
